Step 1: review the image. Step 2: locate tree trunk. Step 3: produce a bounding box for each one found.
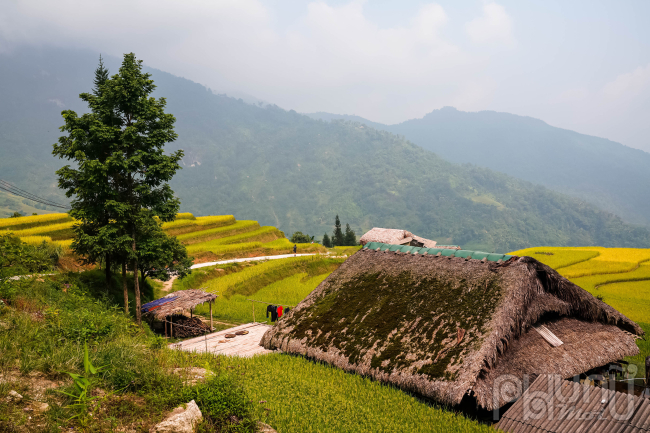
[132,226,141,326]
[105,254,111,292]
[122,261,128,315]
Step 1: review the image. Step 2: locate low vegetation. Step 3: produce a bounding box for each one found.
[233,354,494,433]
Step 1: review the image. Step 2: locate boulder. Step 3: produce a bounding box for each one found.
[150,400,203,433]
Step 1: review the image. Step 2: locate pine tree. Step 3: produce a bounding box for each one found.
[322,233,332,248]
[93,55,109,97]
[332,215,344,246]
[344,223,357,246]
[54,53,183,325]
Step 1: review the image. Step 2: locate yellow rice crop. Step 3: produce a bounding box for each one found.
[19,236,53,245]
[1,221,75,238]
[571,247,650,263]
[592,280,650,323]
[186,227,282,253]
[161,219,196,229]
[0,213,72,230]
[175,212,195,220]
[177,220,260,244]
[195,215,236,226]
[264,238,325,253]
[571,263,650,292]
[162,215,236,230]
[560,260,639,279]
[509,247,600,269]
[186,241,264,255]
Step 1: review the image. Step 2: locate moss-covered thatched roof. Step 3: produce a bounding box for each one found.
[261,244,643,410]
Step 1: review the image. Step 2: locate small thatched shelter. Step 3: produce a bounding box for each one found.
[142,289,217,335]
[261,243,643,411]
[359,228,445,249]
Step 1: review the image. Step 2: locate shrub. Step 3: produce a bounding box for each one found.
[0,234,61,278]
[180,374,256,432]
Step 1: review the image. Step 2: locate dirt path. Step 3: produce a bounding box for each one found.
[161,275,177,292]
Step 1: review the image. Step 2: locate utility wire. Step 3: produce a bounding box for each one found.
[0,179,70,210]
[0,183,69,210]
[0,179,68,208]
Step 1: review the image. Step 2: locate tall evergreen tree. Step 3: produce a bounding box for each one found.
[322,233,332,248]
[344,223,357,246]
[54,53,183,325]
[92,55,109,97]
[332,214,344,247]
[54,55,127,292]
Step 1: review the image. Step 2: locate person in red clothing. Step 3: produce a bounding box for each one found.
[277,305,284,318]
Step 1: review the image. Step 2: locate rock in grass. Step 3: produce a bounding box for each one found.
[257,422,277,432]
[6,390,23,402]
[31,401,49,413]
[149,400,202,433]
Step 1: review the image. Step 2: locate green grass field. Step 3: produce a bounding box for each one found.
[231,354,493,433]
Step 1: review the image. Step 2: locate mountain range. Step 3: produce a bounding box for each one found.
[1,46,649,252]
[306,108,650,227]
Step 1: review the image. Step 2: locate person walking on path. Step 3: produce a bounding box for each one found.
[293,244,297,256]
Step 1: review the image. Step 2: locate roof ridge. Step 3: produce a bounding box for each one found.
[362,242,515,263]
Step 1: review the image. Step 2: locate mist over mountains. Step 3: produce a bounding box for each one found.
[306,108,650,227]
[1,46,649,252]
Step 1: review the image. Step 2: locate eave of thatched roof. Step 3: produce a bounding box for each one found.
[142,289,217,320]
[261,247,643,411]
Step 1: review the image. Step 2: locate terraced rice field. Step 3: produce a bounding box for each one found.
[511,246,650,377]
[0,212,325,260]
[174,256,342,324]
[510,247,650,313]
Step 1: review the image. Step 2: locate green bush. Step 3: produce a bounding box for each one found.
[180,374,256,432]
[0,233,62,278]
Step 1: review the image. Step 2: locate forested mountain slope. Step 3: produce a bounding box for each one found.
[306,107,650,226]
[1,46,649,252]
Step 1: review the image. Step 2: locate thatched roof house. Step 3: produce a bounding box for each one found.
[497,374,650,432]
[261,243,643,411]
[359,228,448,249]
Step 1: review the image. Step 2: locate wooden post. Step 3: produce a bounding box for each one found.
[165,317,168,338]
[209,301,213,331]
[645,356,649,386]
[170,319,173,339]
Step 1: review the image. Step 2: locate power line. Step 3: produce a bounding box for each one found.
[0,179,70,210]
[0,180,69,209]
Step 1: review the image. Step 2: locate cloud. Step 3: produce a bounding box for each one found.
[0,1,498,123]
[603,64,650,99]
[465,2,514,46]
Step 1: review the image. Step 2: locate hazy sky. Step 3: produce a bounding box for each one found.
[2,0,649,151]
